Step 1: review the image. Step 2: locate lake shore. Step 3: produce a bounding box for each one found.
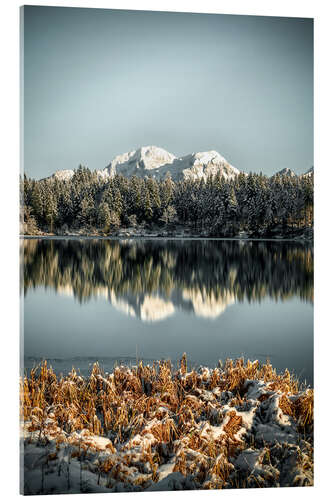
[21,234,313,242]
[21,356,313,494]
[20,222,313,241]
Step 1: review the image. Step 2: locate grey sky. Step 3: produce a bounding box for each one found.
[22,6,313,179]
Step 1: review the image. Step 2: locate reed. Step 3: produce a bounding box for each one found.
[21,354,313,491]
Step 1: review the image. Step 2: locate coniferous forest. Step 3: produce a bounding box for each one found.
[20,167,313,238]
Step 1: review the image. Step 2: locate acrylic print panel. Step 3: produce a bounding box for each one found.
[20,4,314,495]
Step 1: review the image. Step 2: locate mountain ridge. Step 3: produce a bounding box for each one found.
[45,146,313,182]
[272,167,297,178]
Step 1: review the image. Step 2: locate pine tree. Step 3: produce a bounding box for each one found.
[160,205,177,226]
[112,188,123,218]
[146,177,161,221]
[79,195,94,227]
[44,184,58,232]
[143,188,153,222]
[97,202,111,231]
[31,182,44,227]
[226,186,239,234]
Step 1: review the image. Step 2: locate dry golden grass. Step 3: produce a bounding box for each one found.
[21,355,313,490]
[22,355,313,435]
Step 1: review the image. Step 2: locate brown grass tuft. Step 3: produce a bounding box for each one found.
[21,355,313,491]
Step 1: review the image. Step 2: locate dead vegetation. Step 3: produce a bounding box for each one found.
[21,355,313,493]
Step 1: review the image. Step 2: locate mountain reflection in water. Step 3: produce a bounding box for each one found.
[23,239,313,321]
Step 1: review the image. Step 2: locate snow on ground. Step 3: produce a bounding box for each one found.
[21,360,313,494]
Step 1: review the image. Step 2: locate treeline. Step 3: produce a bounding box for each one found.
[23,239,313,303]
[20,167,313,236]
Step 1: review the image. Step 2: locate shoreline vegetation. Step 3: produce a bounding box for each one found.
[21,231,313,242]
[21,355,313,494]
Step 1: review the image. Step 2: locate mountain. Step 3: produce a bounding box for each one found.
[103,146,240,182]
[301,166,314,178]
[46,148,313,182]
[46,146,240,182]
[48,168,107,181]
[154,150,240,182]
[103,146,176,178]
[272,166,314,178]
[272,167,297,178]
[51,169,75,181]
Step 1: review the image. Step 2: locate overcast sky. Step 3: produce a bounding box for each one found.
[22,6,313,179]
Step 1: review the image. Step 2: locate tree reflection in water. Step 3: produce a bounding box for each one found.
[22,239,313,320]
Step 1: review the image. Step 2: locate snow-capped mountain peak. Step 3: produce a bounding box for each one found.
[104,146,176,177]
[51,169,75,181]
[301,166,314,178]
[102,146,239,182]
[45,146,240,182]
[179,150,240,180]
[273,167,296,178]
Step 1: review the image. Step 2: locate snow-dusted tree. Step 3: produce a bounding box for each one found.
[143,188,153,222]
[97,201,111,231]
[160,205,178,226]
[30,181,44,226]
[44,186,58,232]
[109,211,121,231]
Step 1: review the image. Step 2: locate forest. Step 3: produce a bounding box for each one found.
[20,167,313,237]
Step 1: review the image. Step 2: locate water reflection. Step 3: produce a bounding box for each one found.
[23,239,313,321]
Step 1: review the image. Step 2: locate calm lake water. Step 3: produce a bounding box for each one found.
[22,238,313,385]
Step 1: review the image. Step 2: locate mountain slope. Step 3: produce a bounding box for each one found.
[301,166,314,178]
[103,146,240,181]
[43,147,313,182]
[49,169,75,181]
[104,146,176,178]
[272,167,297,178]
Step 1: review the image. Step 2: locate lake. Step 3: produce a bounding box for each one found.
[22,238,313,385]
